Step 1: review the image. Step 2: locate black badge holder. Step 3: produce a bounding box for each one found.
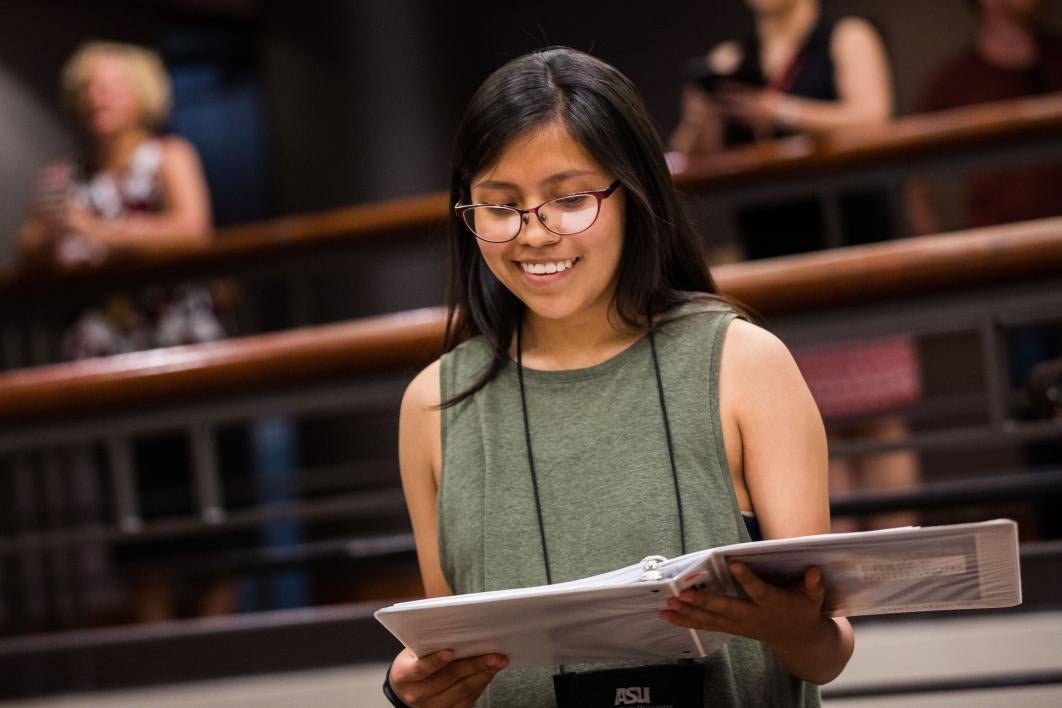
[554,663,705,708]
[553,555,705,708]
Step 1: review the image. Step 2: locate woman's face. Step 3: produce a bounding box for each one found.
[77,54,143,137]
[469,121,625,329]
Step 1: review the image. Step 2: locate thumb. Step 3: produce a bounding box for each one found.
[803,566,826,604]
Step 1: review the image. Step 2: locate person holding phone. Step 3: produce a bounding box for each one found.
[670,0,921,533]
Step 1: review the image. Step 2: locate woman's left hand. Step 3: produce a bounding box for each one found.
[660,563,832,655]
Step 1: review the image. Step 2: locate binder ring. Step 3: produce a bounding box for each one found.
[640,555,670,581]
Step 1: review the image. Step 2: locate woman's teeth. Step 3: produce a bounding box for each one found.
[521,258,576,275]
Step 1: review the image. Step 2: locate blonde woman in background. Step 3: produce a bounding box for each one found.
[20,41,225,358]
[18,42,240,624]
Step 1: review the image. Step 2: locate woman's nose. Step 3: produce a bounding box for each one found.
[517,210,561,247]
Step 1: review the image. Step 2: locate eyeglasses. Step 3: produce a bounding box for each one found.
[455,180,622,243]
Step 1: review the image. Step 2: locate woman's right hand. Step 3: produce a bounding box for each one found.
[389,647,508,707]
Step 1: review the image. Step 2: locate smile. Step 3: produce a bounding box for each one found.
[519,258,578,275]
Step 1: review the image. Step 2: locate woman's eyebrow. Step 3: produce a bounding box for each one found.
[472,179,519,191]
[472,170,600,191]
[542,169,599,185]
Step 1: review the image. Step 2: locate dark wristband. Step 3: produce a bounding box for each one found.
[383,663,412,708]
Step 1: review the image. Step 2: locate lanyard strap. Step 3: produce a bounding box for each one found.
[515,316,688,587]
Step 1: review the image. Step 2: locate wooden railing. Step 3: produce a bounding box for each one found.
[679,93,1062,188]
[4,94,1062,298]
[3,216,1062,425]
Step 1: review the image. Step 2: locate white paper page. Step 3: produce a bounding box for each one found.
[376,577,732,668]
[673,519,1020,616]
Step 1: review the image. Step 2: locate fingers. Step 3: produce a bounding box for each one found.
[729,562,778,604]
[662,587,752,633]
[430,658,507,708]
[395,651,507,708]
[661,602,740,635]
[400,648,455,682]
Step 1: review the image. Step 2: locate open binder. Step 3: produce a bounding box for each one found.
[375,519,1021,668]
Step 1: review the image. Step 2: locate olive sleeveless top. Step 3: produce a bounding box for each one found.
[438,298,820,707]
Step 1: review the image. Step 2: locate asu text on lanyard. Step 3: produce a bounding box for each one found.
[553,662,706,708]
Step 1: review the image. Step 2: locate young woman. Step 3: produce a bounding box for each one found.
[387,47,852,708]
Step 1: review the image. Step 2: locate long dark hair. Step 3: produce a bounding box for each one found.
[443,47,721,406]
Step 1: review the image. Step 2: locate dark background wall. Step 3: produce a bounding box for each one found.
[2,0,1062,267]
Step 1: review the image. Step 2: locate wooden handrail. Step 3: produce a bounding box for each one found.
[714,216,1062,313]
[678,93,1062,189]
[3,94,1062,296]
[0,307,446,423]
[3,216,1061,424]
[0,191,452,297]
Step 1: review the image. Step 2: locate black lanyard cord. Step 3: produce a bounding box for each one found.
[515,314,688,591]
[516,324,555,585]
[647,315,688,557]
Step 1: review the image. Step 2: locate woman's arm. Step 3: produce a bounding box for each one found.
[398,360,450,598]
[728,320,853,682]
[668,41,743,156]
[669,87,725,156]
[18,162,73,264]
[727,320,830,538]
[786,17,893,132]
[390,361,508,706]
[663,319,854,685]
[19,212,55,263]
[67,136,213,255]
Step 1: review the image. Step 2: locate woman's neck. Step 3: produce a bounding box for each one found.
[92,128,149,172]
[756,0,819,49]
[518,306,643,371]
[978,11,1038,70]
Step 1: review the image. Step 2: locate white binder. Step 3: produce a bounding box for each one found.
[375,519,1021,668]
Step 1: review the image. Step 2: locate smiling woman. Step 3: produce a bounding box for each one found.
[386,47,851,708]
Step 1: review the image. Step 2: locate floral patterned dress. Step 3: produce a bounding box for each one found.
[61,138,229,360]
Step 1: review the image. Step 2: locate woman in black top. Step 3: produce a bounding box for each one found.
[670,0,895,258]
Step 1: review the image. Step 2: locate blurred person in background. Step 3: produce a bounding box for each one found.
[19,40,226,358]
[908,0,1062,234]
[670,0,920,530]
[669,0,894,257]
[18,41,242,623]
[910,0,1062,538]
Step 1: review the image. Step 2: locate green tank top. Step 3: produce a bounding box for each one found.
[438,298,820,707]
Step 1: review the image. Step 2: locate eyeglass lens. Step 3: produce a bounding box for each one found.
[463,193,599,242]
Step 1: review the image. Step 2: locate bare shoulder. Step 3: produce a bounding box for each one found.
[832,16,885,52]
[157,136,206,180]
[158,136,206,173]
[159,135,199,157]
[402,358,442,415]
[721,319,812,411]
[722,318,799,374]
[399,358,443,480]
